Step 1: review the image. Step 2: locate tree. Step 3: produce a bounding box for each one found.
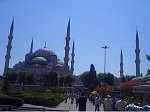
[104,72,114,85]
[2,72,10,92]
[88,64,97,82]
[80,71,89,87]
[44,71,58,87]
[125,75,136,81]
[60,74,76,87]
[17,71,36,85]
[5,71,18,84]
[97,73,105,86]
[81,64,98,91]
[63,74,76,87]
[121,75,126,83]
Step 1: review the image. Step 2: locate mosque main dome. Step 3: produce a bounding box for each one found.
[34,47,55,56]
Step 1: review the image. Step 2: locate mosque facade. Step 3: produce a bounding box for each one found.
[4,19,75,84]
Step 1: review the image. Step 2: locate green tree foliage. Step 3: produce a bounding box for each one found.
[121,75,126,83]
[88,64,97,81]
[80,64,98,91]
[59,76,65,87]
[5,71,36,85]
[44,71,58,87]
[97,73,105,86]
[5,71,18,84]
[80,71,89,87]
[1,77,10,92]
[104,72,114,85]
[61,74,76,87]
[88,64,97,90]
[17,71,36,85]
[125,75,136,81]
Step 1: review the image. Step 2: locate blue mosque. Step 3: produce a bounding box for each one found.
[3,18,75,84]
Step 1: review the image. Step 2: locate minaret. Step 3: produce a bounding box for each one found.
[71,40,75,74]
[120,48,124,77]
[64,18,70,74]
[135,29,141,77]
[4,19,14,74]
[29,39,33,54]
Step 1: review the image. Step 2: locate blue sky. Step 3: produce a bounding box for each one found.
[0,0,150,77]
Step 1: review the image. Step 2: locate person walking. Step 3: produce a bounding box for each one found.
[95,95,101,111]
[64,92,68,103]
[103,95,112,111]
[75,93,79,104]
[115,96,127,111]
[71,93,74,104]
[76,93,87,111]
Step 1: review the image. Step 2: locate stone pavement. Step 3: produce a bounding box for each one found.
[8,98,104,111]
[68,98,104,111]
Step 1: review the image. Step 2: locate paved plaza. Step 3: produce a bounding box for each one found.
[56,98,104,111]
[0,97,104,111]
[9,98,104,111]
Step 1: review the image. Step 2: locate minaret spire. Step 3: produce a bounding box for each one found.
[29,39,33,54]
[67,18,70,37]
[64,18,71,74]
[135,29,141,77]
[44,42,47,48]
[4,18,14,74]
[120,47,124,78]
[71,40,75,74]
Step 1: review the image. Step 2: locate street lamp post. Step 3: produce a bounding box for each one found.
[101,46,109,101]
[102,46,109,74]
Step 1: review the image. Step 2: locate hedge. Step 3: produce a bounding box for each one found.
[0,91,64,107]
[23,95,64,107]
[0,97,23,106]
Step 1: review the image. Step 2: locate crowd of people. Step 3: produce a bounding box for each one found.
[64,92,150,111]
[64,92,87,111]
[89,93,127,111]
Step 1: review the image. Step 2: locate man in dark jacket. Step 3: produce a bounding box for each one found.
[76,93,87,111]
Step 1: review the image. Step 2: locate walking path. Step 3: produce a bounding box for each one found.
[57,98,104,111]
[5,98,104,111]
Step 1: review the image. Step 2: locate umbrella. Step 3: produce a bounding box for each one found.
[91,91,98,94]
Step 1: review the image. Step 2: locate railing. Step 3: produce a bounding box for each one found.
[133,85,150,93]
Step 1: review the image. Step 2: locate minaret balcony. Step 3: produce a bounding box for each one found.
[65,36,70,40]
[8,35,13,39]
[135,60,141,63]
[71,54,75,56]
[7,45,12,49]
[5,55,11,59]
[64,57,69,61]
[135,49,140,53]
[64,47,70,51]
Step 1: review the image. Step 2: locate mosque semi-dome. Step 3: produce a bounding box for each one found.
[32,57,48,62]
[31,57,48,65]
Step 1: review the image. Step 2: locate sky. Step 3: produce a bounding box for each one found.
[0,0,150,78]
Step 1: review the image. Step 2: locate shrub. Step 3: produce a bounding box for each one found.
[22,93,64,107]
[0,97,23,106]
[0,93,8,98]
[6,91,21,96]
[23,96,33,104]
[36,88,45,93]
